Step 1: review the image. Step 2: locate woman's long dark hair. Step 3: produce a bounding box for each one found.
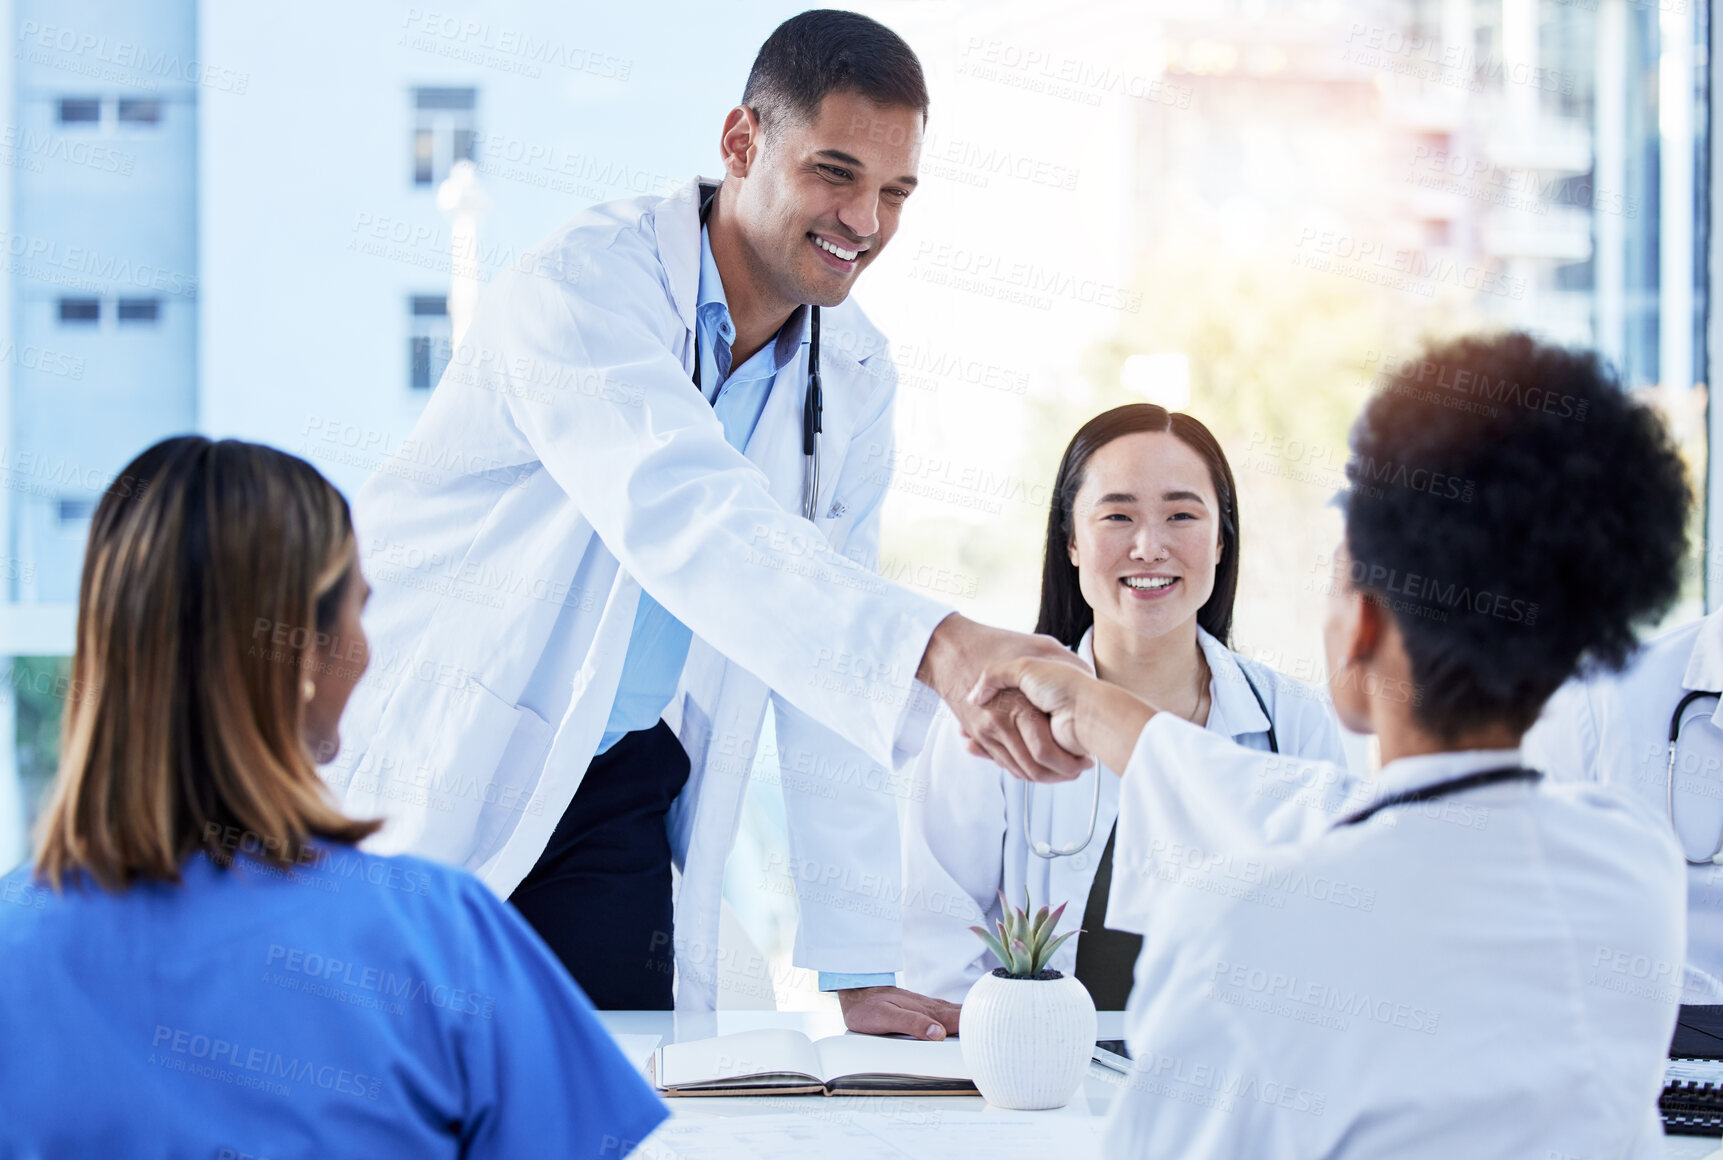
[1034,405,1240,649]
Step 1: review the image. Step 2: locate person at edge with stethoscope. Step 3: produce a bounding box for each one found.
[975,333,1692,1157]
[902,405,1347,1010]
[328,11,1089,1037]
[1525,604,1723,1004]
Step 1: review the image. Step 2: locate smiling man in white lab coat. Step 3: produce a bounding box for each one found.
[980,333,1692,1156]
[325,10,1083,1034]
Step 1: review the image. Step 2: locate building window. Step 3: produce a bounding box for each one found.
[56,97,100,125]
[412,87,477,188]
[408,295,451,390]
[116,98,162,125]
[116,297,160,323]
[56,497,95,525]
[57,297,100,324]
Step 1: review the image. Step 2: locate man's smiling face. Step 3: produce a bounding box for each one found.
[728,90,923,308]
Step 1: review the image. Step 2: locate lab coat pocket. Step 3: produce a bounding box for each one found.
[467,691,556,868]
[366,677,548,870]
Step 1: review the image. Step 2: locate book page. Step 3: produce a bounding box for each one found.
[657,1028,822,1088]
[810,1035,972,1083]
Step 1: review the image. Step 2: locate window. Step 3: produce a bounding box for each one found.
[116,297,160,323]
[116,98,162,125]
[57,298,99,324]
[56,97,100,125]
[411,87,477,188]
[408,295,451,390]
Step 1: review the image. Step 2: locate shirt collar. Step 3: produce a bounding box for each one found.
[1683,607,1723,694]
[697,225,809,373]
[1075,625,1273,743]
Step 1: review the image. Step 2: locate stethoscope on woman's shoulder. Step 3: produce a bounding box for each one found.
[695,184,822,521]
[1668,689,1723,864]
[1025,663,1279,858]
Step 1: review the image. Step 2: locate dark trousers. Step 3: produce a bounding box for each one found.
[508,720,691,1009]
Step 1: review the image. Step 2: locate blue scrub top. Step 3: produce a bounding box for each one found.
[0,841,667,1158]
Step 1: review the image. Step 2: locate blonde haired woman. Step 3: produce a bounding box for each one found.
[0,436,665,1158]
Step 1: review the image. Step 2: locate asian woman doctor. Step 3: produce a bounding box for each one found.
[902,405,1346,1009]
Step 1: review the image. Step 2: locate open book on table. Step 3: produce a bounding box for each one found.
[651,1028,979,1097]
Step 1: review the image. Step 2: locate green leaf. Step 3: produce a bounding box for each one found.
[1028,901,1065,960]
[1009,938,1033,975]
[1035,929,1083,973]
[969,924,1012,969]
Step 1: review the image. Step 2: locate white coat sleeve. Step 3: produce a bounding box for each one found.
[900,715,1006,1003]
[477,233,950,769]
[1106,714,1367,934]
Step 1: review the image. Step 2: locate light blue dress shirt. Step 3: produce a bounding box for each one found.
[589,227,891,992]
[594,225,801,756]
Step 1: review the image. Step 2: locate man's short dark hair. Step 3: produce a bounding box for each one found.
[1343,331,1691,741]
[742,9,928,133]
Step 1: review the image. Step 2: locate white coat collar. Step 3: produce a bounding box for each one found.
[1370,746,1527,803]
[1682,607,1723,696]
[1076,624,1273,742]
[653,177,708,339]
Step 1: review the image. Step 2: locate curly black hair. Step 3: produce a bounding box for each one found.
[1343,331,1691,741]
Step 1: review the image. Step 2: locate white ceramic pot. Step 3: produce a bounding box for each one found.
[959,969,1098,1110]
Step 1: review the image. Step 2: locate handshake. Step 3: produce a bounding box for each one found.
[915,613,1157,783]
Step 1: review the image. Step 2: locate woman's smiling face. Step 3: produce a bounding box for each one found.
[1067,430,1223,643]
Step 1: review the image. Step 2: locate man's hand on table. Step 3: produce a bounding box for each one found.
[917,613,1092,784]
[837,986,962,1041]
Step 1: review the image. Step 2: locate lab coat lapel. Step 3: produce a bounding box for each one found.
[1201,628,1272,740]
[652,177,704,342]
[1681,608,1723,728]
[1045,630,1116,917]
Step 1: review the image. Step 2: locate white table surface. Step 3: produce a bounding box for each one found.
[599,1009,1125,1158]
[597,1010,1723,1159]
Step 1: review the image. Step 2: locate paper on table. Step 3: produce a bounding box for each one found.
[812,1035,971,1082]
[656,1029,823,1088]
[633,1114,916,1160]
[611,1034,662,1077]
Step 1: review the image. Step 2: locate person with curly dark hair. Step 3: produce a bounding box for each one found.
[974,332,1692,1157]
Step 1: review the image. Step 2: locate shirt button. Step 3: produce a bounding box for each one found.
[1072,853,1090,871]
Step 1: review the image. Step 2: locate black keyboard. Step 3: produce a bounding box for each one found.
[1662,1075,1723,1135]
[1668,1007,1723,1135]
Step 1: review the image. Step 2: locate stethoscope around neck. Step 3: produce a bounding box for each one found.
[1668,689,1723,865]
[695,183,822,522]
[1025,659,1280,858]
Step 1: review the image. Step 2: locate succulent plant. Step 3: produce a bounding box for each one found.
[969,890,1082,977]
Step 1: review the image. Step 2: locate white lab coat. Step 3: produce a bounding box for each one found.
[1102,715,1685,1158]
[901,626,1348,1002]
[1525,607,1723,1002]
[326,177,952,1010]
